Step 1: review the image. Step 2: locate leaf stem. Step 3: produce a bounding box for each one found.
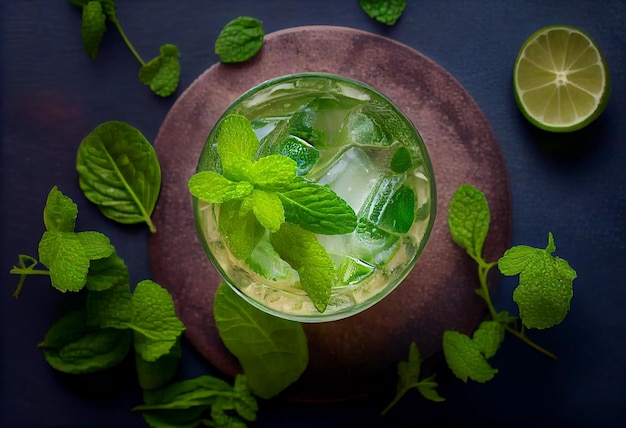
[110,15,145,66]
[10,267,50,276]
[504,325,557,360]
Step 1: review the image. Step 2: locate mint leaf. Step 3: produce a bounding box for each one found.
[218,198,265,260]
[76,121,161,233]
[216,114,258,181]
[188,171,254,203]
[443,330,498,383]
[270,223,336,312]
[472,320,505,359]
[38,310,132,374]
[213,283,308,399]
[81,1,107,59]
[249,154,297,190]
[448,184,490,261]
[135,339,182,390]
[278,177,357,235]
[75,231,115,260]
[43,186,77,232]
[499,233,576,329]
[139,44,181,97]
[85,252,129,291]
[131,280,185,362]
[359,0,406,25]
[38,231,90,292]
[251,189,284,232]
[215,16,264,63]
[86,281,133,328]
[390,146,412,173]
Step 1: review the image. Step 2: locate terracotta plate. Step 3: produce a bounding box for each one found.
[149,26,511,402]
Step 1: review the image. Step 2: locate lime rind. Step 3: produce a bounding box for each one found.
[513,25,610,133]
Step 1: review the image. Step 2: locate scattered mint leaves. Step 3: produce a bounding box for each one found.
[381,342,444,415]
[70,0,180,96]
[499,233,576,329]
[76,121,162,233]
[213,283,308,399]
[359,0,407,26]
[133,374,258,427]
[215,16,264,63]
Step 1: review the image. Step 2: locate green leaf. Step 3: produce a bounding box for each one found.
[443,330,498,383]
[131,280,186,362]
[213,283,308,399]
[218,198,265,260]
[85,252,130,291]
[270,223,335,313]
[76,121,161,233]
[448,184,490,260]
[70,0,116,18]
[278,177,357,235]
[417,376,446,403]
[43,186,77,232]
[138,44,181,97]
[500,233,576,329]
[86,281,133,328]
[359,0,407,25]
[472,320,505,359]
[188,171,254,203]
[136,339,182,390]
[251,189,284,232]
[215,16,264,63]
[390,146,412,173]
[249,154,297,190]
[81,1,107,60]
[75,231,115,260]
[216,114,259,182]
[38,310,132,374]
[38,231,90,292]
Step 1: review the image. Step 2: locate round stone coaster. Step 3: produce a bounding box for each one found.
[148,25,511,403]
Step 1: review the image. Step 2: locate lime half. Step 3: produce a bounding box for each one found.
[513,25,610,132]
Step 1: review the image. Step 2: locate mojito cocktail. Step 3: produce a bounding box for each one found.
[190,73,435,322]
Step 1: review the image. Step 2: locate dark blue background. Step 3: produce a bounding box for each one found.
[2,1,624,426]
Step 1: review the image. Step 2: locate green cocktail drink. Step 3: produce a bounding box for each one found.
[191,73,435,322]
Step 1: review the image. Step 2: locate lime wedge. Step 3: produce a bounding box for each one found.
[513,25,610,132]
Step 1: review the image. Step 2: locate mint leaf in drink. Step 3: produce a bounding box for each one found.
[218,198,265,260]
[359,0,406,26]
[381,342,444,415]
[138,44,181,97]
[188,171,254,203]
[249,154,297,190]
[499,233,576,329]
[278,176,357,235]
[216,114,258,181]
[270,223,336,313]
[76,121,161,233]
[448,184,490,261]
[213,283,308,399]
[215,16,264,63]
[81,1,107,59]
[38,310,133,374]
[251,189,285,232]
[131,280,186,362]
[390,146,412,173]
[443,330,498,383]
[43,186,78,232]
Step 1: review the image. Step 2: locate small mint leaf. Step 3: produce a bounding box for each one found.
[218,198,265,260]
[86,282,133,329]
[217,114,258,181]
[188,170,253,203]
[417,376,446,402]
[270,223,335,313]
[472,320,505,359]
[443,330,498,383]
[215,16,264,63]
[43,186,78,232]
[448,184,490,261]
[75,231,115,260]
[85,252,129,292]
[81,1,107,60]
[249,154,297,191]
[138,44,181,97]
[359,0,407,26]
[278,177,357,235]
[38,231,89,292]
[390,146,412,173]
[251,189,284,232]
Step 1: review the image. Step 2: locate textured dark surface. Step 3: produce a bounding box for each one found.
[2,1,625,427]
[148,26,512,402]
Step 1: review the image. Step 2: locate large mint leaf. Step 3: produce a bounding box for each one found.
[270,223,335,313]
[277,177,357,235]
[76,121,161,233]
[188,171,253,203]
[218,198,265,260]
[43,186,78,232]
[213,283,308,399]
[448,184,490,260]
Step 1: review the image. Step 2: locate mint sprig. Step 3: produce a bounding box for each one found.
[70,0,180,97]
[188,114,357,312]
[215,16,264,63]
